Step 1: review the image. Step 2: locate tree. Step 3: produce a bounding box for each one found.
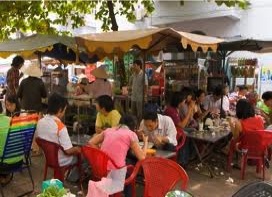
[180,0,250,9]
[0,0,250,40]
[0,0,154,40]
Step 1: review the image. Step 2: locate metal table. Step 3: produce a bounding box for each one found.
[186,129,231,178]
[155,149,176,159]
[70,134,91,146]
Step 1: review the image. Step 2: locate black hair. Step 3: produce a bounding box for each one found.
[11,56,24,68]
[119,114,137,131]
[143,111,158,121]
[96,95,114,112]
[133,59,142,69]
[5,94,21,116]
[213,85,223,97]
[236,99,255,119]
[238,85,248,91]
[169,92,186,108]
[47,93,68,115]
[180,87,195,100]
[195,89,205,98]
[262,91,272,101]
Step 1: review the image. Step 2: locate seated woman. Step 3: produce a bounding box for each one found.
[5,94,21,117]
[88,114,148,168]
[87,114,148,197]
[229,99,264,139]
[193,89,209,121]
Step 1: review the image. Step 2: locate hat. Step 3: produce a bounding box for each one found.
[91,67,108,79]
[23,64,42,78]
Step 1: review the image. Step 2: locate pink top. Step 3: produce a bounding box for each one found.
[88,79,112,98]
[101,127,138,170]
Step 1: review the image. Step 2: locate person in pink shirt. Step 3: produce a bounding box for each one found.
[88,114,148,197]
[88,114,148,168]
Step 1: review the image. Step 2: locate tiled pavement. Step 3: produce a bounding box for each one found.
[2,155,272,197]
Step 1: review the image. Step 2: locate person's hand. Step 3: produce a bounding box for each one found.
[136,130,144,140]
[142,134,149,144]
[154,135,163,147]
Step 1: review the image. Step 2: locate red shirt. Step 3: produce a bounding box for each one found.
[164,106,180,127]
[240,115,264,132]
[6,67,20,95]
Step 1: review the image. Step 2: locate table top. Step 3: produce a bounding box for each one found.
[70,134,91,146]
[186,129,231,143]
[154,149,176,159]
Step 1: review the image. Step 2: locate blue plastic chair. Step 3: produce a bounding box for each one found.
[0,114,38,197]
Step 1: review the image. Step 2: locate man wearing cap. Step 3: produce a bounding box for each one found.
[17,64,47,112]
[88,66,112,98]
[130,60,148,120]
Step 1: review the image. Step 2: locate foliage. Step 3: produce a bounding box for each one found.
[0,0,154,40]
[37,186,67,197]
[180,0,250,9]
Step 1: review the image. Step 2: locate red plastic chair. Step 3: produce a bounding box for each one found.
[36,137,81,182]
[238,130,267,180]
[171,127,186,162]
[81,146,135,197]
[126,157,189,197]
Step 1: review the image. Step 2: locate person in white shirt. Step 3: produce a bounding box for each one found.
[36,93,81,167]
[138,111,177,151]
[203,85,229,116]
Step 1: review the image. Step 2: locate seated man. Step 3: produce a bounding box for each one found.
[95,95,121,134]
[139,111,177,151]
[36,93,81,167]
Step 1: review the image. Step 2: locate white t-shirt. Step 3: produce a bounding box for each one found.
[139,114,177,146]
[36,115,74,166]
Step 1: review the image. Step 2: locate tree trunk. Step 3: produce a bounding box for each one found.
[107,1,118,31]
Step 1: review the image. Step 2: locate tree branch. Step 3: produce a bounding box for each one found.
[107,0,118,31]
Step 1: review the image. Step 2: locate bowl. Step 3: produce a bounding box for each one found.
[138,142,154,149]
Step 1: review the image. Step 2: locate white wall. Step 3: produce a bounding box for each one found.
[151,0,272,39]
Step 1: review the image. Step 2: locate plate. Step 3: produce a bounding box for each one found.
[138,142,154,149]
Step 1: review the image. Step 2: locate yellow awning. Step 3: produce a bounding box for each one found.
[76,28,224,58]
[0,34,76,58]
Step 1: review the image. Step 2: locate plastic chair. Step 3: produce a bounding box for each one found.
[81,146,135,197]
[238,130,267,180]
[36,137,81,182]
[171,127,186,162]
[0,114,38,197]
[232,181,272,197]
[126,157,189,197]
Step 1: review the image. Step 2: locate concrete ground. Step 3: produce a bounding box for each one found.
[2,155,272,197]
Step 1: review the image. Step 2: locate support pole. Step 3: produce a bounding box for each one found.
[142,49,147,119]
[220,51,226,118]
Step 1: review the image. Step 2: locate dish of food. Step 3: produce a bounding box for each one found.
[138,142,154,149]
[146,148,156,156]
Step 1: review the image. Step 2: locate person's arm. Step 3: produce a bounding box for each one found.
[130,134,148,160]
[177,103,195,128]
[229,118,242,139]
[88,132,104,148]
[58,127,81,155]
[64,146,81,155]
[95,113,103,134]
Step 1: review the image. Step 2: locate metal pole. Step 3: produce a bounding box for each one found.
[142,50,147,119]
[220,51,226,118]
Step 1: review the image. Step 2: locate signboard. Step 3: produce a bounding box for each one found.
[260,64,272,95]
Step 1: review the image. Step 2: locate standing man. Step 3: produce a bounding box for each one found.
[17,64,47,112]
[130,60,148,120]
[6,56,24,96]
